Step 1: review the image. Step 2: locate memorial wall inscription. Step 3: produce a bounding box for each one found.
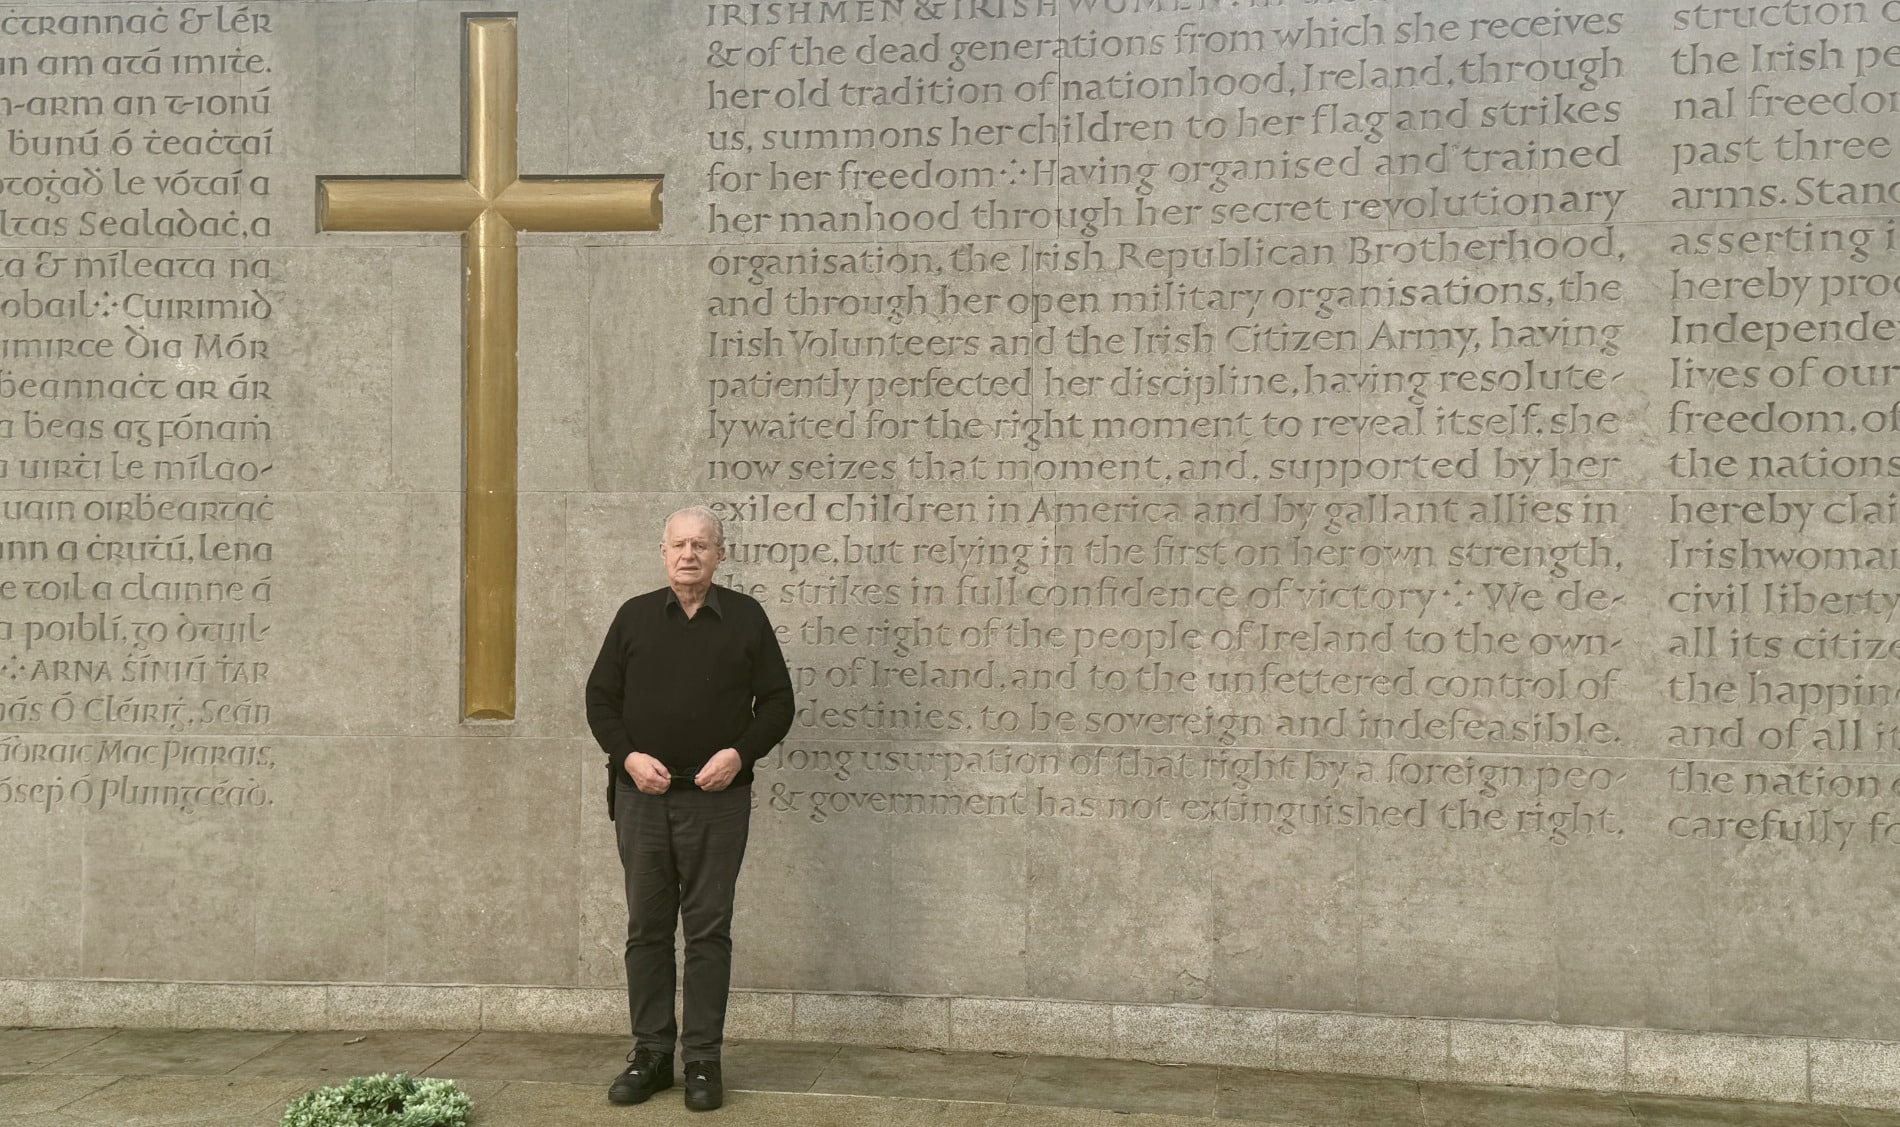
[681,0,1900,1019]
[0,7,278,821]
[7,0,1900,1049]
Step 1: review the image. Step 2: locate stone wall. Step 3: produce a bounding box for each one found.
[5,0,1900,1104]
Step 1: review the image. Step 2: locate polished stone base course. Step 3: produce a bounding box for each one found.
[3,980,1894,1110]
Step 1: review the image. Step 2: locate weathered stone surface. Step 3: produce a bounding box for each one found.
[2,0,1899,1103]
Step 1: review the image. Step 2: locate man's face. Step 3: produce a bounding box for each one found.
[663,515,724,590]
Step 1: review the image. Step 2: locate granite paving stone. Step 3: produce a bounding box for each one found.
[977,1107,1221,1127]
[1419,1082,1641,1127]
[52,1075,311,1126]
[723,1037,845,1092]
[0,1028,117,1073]
[51,1029,292,1076]
[1012,1054,1220,1117]
[421,1030,628,1085]
[12,1029,1900,1127]
[226,1028,476,1079]
[810,1044,1027,1102]
[1216,1068,1428,1126]
[0,1073,120,1115]
[1628,1094,1852,1127]
[476,1083,989,1126]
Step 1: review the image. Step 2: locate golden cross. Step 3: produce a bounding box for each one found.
[318,15,662,721]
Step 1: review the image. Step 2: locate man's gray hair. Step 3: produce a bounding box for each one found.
[662,505,726,547]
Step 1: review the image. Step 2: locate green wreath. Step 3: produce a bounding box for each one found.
[280,1073,470,1127]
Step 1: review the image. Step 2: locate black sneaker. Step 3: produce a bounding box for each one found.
[683,1059,723,1111]
[608,1047,673,1105]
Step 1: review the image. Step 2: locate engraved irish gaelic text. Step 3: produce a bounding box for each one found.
[0,7,279,816]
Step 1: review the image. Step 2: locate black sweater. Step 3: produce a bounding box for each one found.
[585,584,795,815]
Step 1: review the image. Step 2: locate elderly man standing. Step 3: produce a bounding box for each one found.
[586,505,795,1111]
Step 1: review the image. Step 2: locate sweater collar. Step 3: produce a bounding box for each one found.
[665,584,724,619]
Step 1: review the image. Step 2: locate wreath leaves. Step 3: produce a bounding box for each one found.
[280,1073,471,1127]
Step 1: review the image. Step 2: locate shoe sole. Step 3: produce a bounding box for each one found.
[609,1077,673,1105]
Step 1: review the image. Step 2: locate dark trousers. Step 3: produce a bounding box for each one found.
[614,780,751,1062]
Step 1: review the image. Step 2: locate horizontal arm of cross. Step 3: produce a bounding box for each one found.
[318,175,661,235]
[319,178,487,232]
[495,176,662,231]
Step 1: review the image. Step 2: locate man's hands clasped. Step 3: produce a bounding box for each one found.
[625,748,743,793]
[625,751,671,794]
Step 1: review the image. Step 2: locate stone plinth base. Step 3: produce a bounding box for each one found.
[4,979,1894,1109]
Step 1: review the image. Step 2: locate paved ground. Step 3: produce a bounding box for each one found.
[4,1027,1898,1126]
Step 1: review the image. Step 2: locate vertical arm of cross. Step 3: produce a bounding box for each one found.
[462,210,518,720]
[460,17,520,720]
[466,18,517,196]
